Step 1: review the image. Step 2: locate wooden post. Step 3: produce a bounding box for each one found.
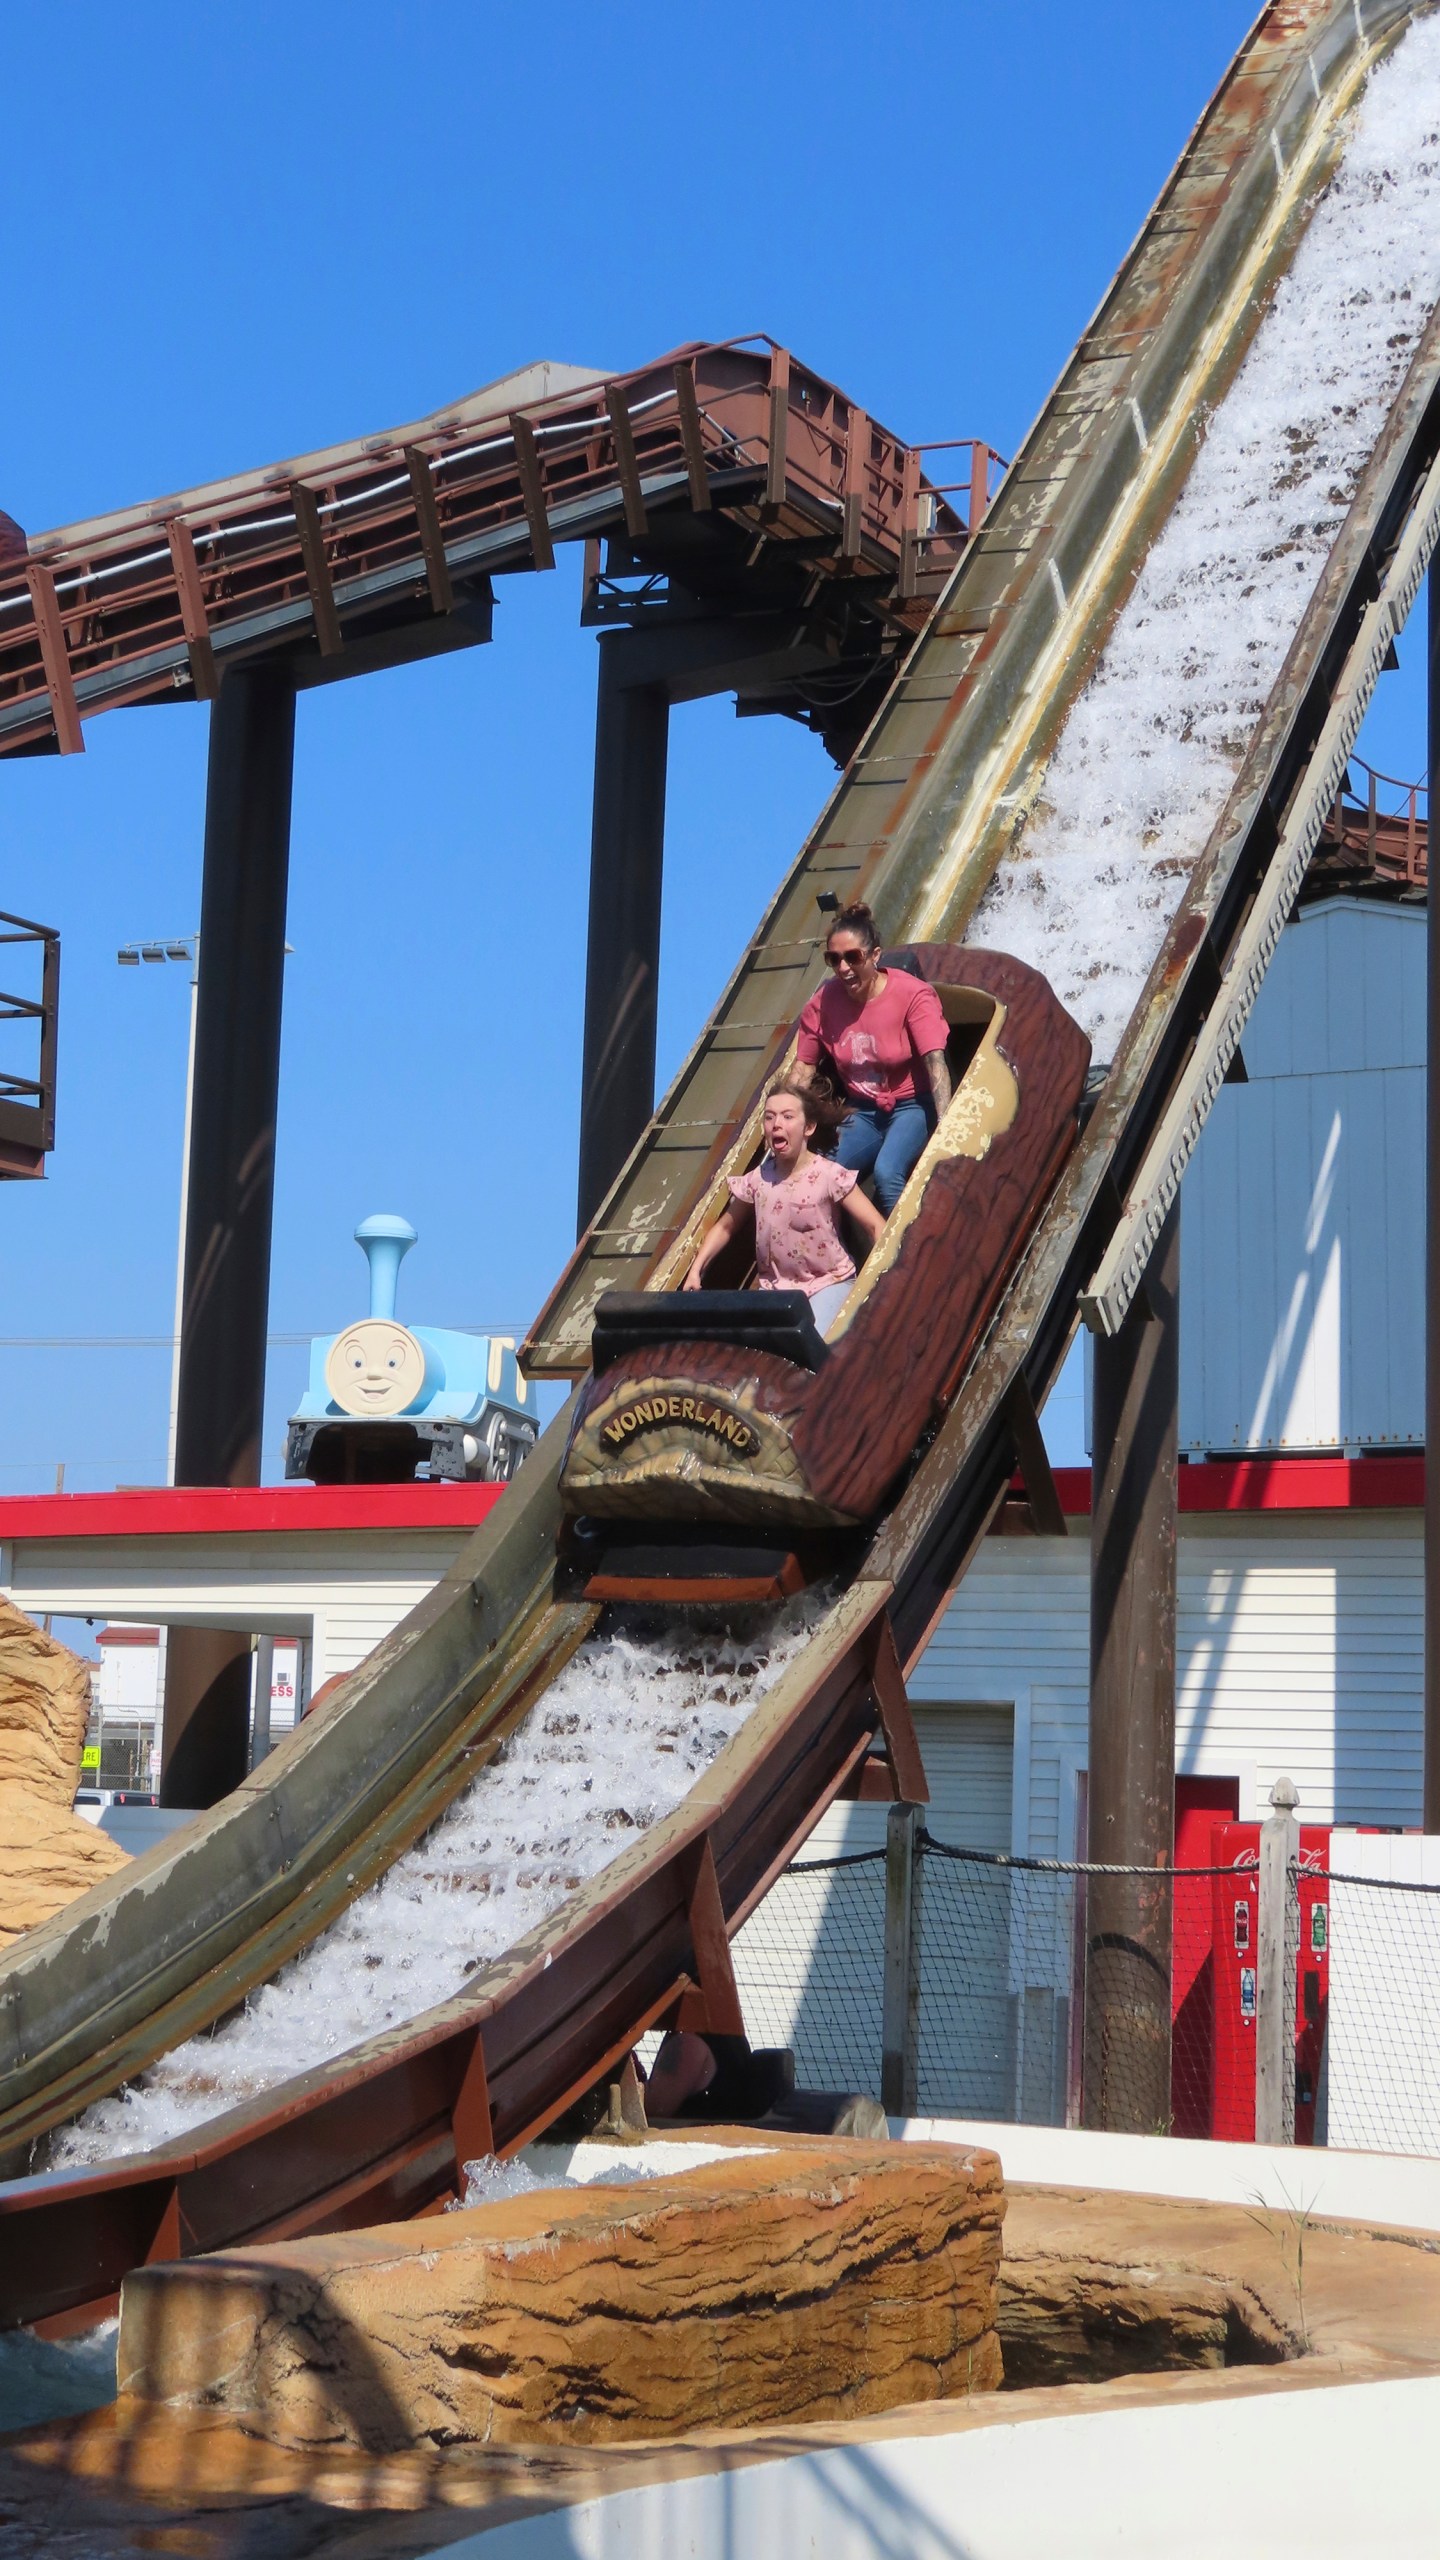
[1083,1204,1179,2133]
[882,1803,924,2117]
[1256,1774,1299,2145]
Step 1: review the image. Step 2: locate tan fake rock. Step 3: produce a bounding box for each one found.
[117,2138,1005,2453]
[0,1596,128,1948]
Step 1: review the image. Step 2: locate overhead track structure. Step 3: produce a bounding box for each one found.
[4,0,1440,2325]
[0,341,977,764]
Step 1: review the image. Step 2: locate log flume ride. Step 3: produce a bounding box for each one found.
[5,0,1440,2330]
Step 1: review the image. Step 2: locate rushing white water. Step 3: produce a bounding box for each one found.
[966,12,1440,1062]
[53,1601,825,2168]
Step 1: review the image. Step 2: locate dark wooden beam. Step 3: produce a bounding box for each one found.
[288,481,343,656]
[404,447,454,613]
[604,383,648,540]
[765,348,790,514]
[673,360,712,513]
[24,562,83,754]
[508,412,555,571]
[165,519,218,701]
[1002,1373,1068,1535]
[865,1612,928,1804]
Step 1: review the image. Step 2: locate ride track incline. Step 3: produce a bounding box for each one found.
[4,0,1440,2328]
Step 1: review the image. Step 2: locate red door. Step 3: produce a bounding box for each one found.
[1171,1776,1241,2136]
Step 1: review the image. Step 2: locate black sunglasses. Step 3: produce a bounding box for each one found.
[826,946,869,969]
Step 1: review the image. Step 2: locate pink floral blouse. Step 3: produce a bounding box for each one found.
[727,1156,859,1296]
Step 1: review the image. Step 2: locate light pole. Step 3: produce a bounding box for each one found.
[117,936,198,1486]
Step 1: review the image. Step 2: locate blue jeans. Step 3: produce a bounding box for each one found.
[836,1098,930,1215]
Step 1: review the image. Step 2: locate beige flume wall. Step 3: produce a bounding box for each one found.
[0,1596,129,1949]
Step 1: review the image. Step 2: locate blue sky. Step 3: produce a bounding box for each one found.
[0,0,1426,1495]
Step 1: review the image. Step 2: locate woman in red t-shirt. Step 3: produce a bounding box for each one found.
[794,901,952,1213]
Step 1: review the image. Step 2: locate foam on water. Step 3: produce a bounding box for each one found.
[52,1600,825,2169]
[966,14,1440,1062]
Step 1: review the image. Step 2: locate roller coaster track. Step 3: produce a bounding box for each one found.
[4,0,1440,2329]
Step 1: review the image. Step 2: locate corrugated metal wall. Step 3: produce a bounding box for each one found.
[1179,897,1424,1454]
[920,1517,1423,1851]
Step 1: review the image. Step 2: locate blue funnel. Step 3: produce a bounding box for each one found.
[355,1213,417,1320]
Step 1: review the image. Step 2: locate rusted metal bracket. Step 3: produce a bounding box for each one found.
[404,448,455,612]
[1001,1373,1068,1536]
[450,2025,493,2173]
[673,360,712,513]
[842,1612,928,1804]
[674,1835,745,2034]
[841,407,868,561]
[604,384,648,540]
[24,563,83,754]
[164,520,218,700]
[508,414,555,572]
[289,481,343,656]
[764,348,789,514]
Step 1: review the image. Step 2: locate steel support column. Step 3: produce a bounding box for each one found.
[576,639,668,1234]
[1083,1204,1179,2133]
[1427,564,1440,1827]
[161,666,296,1807]
[1414,563,1424,1843]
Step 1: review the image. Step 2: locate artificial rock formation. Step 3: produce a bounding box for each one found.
[0,1597,129,1948]
[117,2138,1005,2453]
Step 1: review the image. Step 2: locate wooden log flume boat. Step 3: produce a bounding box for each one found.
[560,946,1090,1600]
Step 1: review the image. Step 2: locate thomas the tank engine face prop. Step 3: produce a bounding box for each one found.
[286,1213,536,1486]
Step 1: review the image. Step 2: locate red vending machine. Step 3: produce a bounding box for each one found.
[1210,1820,1330,2143]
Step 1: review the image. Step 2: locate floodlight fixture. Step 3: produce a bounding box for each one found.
[117,946,140,965]
[140,943,166,962]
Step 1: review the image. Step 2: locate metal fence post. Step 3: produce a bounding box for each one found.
[1256,1774,1299,2145]
[882,1804,924,2117]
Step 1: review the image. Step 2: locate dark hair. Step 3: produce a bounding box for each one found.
[824,898,880,955]
[765,1073,846,1155]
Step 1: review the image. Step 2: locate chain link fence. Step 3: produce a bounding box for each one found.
[731,1828,1440,2156]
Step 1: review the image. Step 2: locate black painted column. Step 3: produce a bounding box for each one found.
[161,665,296,1808]
[1427,568,1440,1829]
[576,637,669,1235]
[1083,1204,1180,2132]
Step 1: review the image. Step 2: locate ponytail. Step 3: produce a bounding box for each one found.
[825,899,880,955]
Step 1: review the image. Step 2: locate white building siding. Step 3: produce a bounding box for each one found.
[927,1512,1422,1853]
[732,1704,1013,2110]
[1180,898,1424,1456]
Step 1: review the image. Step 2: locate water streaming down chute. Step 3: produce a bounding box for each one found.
[52,1597,828,2167]
[964,12,1440,1063]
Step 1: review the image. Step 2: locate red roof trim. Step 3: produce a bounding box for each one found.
[0,1482,505,1542]
[1046,1455,1423,1518]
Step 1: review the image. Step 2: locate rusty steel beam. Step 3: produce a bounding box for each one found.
[289,481,343,656]
[404,447,455,613]
[164,519,219,700]
[23,561,83,753]
[673,359,712,513]
[507,413,555,572]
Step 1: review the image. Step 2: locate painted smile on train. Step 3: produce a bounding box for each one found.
[557,909,1091,1603]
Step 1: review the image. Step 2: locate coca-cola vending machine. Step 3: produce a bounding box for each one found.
[1209,1819,1330,2143]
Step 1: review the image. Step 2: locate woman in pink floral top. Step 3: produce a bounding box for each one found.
[683,1078,886,1335]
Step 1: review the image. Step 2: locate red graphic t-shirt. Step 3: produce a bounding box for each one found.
[796,967,948,1112]
[727,1156,859,1296]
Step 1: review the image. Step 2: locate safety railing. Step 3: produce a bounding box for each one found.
[0,910,58,1176]
[0,339,978,754]
[1316,752,1428,887]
